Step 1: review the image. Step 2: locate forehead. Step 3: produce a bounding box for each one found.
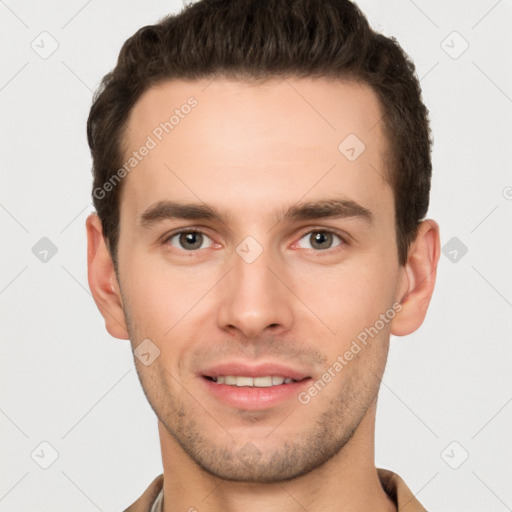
[124,76,385,156]
[119,76,391,225]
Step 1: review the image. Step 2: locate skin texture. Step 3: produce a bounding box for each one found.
[86,77,440,512]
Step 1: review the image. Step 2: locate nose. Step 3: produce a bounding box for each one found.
[216,242,295,339]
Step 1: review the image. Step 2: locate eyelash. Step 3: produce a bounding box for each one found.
[161,228,349,254]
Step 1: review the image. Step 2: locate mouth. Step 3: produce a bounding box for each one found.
[203,375,308,387]
[200,364,312,410]
[199,362,312,409]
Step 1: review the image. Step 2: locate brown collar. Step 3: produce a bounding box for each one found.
[124,468,426,511]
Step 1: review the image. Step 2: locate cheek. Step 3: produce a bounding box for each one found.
[121,252,216,338]
[291,257,398,344]
[120,235,399,346]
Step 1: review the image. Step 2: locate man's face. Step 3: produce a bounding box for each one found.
[115,77,406,482]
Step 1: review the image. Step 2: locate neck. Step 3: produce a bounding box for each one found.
[158,402,396,512]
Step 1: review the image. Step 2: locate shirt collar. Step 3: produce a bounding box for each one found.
[145,468,426,512]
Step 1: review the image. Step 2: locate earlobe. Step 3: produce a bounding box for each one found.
[86,213,130,340]
[391,219,441,337]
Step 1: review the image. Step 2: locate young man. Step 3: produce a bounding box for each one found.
[86,0,440,510]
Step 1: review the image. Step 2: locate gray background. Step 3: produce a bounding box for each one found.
[1,0,511,510]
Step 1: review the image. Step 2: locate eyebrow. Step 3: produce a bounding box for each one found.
[138,198,373,228]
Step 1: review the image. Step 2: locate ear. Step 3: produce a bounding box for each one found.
[391,219,440,336]
[86,213,129,340]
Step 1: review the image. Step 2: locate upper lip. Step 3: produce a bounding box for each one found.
[200,361,311,381]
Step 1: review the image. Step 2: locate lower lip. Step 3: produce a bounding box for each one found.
[201,376,311,410]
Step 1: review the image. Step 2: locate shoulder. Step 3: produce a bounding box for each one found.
[122,474,164,512]
[377,468,427,512]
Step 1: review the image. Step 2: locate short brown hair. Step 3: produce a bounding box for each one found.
[87,0,432,268]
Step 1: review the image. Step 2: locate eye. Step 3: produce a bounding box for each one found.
[165,230,213,251]
[296,230,345,251]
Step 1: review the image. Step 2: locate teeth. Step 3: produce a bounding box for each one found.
[213,376,296,387]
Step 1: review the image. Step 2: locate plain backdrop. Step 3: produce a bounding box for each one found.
[1,0,511,510]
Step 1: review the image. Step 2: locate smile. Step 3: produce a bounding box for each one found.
[206,375,301,387]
